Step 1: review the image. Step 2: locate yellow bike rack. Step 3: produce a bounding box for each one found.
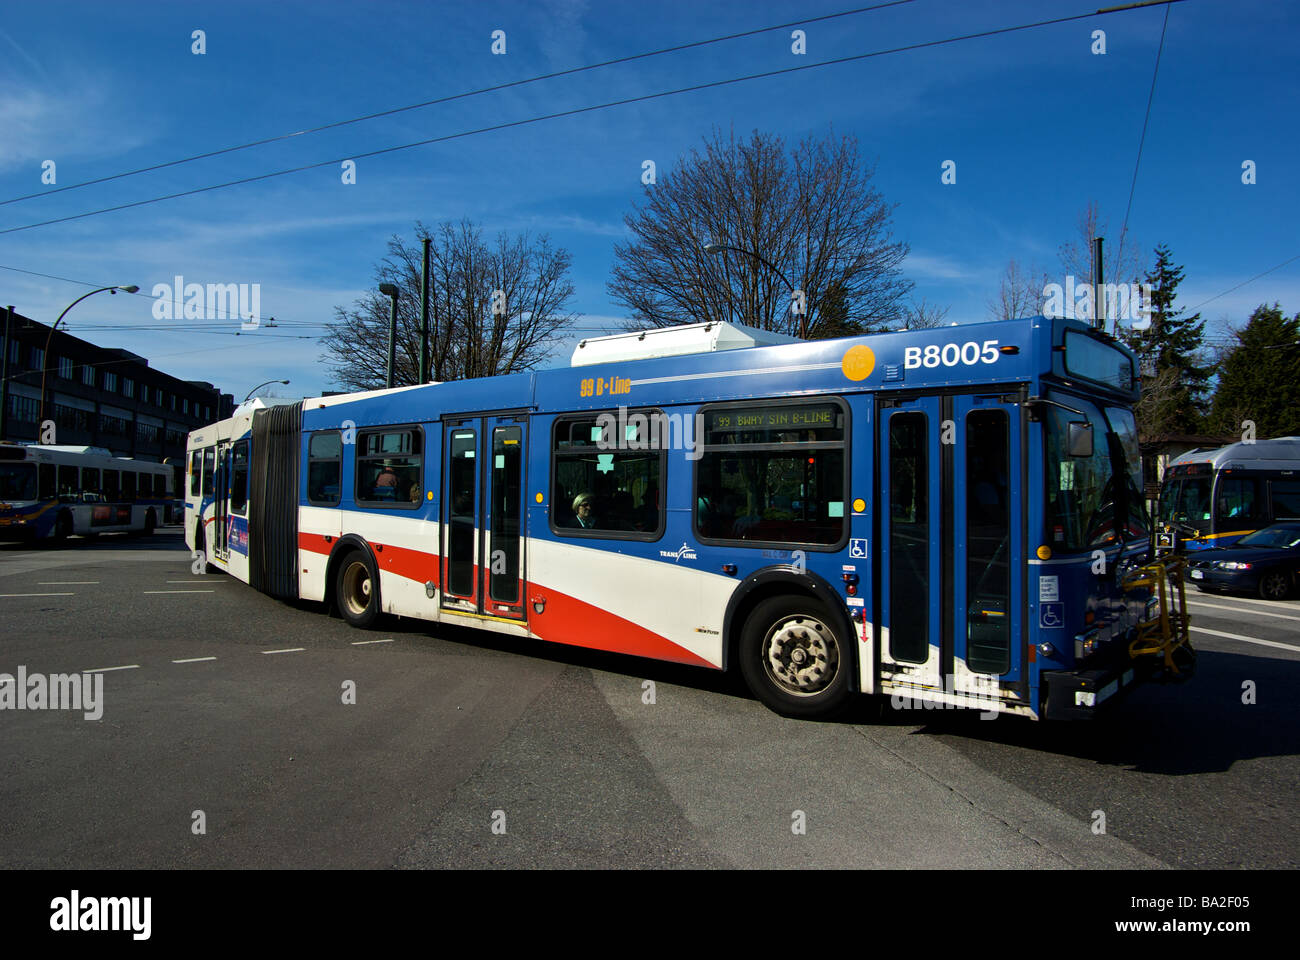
[1122,555,1195,676]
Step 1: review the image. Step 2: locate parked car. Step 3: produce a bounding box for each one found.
[1187,522,1300,600]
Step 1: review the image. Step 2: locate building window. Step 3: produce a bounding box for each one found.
[6,340,17,365]
[54,404,93,433]
[170,394,177,411]
[6,394,39,423]
[81,365,96,387]
[123,377,134,399]
[57,356,74,380]
[165,428,186,447]
[100,413,131,437]
[103,371,117,392]
[182,397,189,415]
[30,346,44,370]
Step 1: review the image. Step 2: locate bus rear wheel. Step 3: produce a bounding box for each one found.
[335,551,382,629]
[739,595,852,719]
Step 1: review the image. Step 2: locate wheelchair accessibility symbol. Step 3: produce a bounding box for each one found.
[1039,602,1064,629]
[849,538,868,559]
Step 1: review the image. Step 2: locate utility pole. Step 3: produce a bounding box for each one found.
[0,305,11,441]
[420,237,431,384]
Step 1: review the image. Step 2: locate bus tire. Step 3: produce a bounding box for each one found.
[194,524,218,574]
[335,550,382,629]
[739,595,852,719]
[1258,570,1291,601]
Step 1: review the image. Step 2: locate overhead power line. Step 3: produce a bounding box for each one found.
[0,1,915,209]
[0,0,1189,238]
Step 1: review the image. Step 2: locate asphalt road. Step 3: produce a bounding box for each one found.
[1,529,1296,868]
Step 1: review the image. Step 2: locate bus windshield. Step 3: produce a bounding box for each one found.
[0,463,36,501]
[1043,395,1147,549]
[1158,476,1212,526]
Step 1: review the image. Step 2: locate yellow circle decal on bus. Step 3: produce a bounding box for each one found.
[1036,545,1052,560]
[535,492,544,503]
[841,345,875,381]
[853,498,866,513]
[426,491,433,501]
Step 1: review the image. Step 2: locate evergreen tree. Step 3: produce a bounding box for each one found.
[1122,244,1210,437]
[1207,304,1300,438]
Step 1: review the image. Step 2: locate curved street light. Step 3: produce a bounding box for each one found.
[703,242,805,337]
[243,379,290,402]
[39,285,139,430]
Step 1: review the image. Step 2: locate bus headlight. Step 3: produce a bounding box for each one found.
[1074,630,1100,659]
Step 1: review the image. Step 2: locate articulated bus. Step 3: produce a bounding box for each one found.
[186,316,1187,721]
[1157,437,1300,552]
[0,442,171,543]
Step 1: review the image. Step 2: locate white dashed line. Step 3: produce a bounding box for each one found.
[351,639,395,645]
[0,592,74,597]
[38,581,99,585]
[86,665,140,673]
[1191,625,1300,653]
[143,590,215,594]
[165,580,224,584]
[261,648,305,655]
[172,657,217,664]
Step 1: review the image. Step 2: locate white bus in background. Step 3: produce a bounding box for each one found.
[0,442,171,543]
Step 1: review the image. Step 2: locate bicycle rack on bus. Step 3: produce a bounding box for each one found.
[1122,555,1195,678]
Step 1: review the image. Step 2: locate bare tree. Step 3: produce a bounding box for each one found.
[987,259,1048,321]
[1057,201,1146,320]
[608,128,912,337]
[900,296,951,330]
[323,220,578,390]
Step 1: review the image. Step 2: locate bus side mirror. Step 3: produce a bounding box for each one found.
[1067,421,1093,458]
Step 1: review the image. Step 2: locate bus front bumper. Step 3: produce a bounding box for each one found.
[1041,663,1143,720]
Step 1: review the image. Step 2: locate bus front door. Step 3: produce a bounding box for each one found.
[214,441,231,560]
[877,392,1025,709]
[441,416,528,623]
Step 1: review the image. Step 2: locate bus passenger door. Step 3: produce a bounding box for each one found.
[952,394,1024,699]
[877,397,944,694]
[481,418,527,621]
[441,423,480,616]
[440,417,528,622]
[214,441,231,560]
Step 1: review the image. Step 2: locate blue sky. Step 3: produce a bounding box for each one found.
[0,0,1295,401]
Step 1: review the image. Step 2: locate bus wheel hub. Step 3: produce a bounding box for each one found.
[767,617,837,695]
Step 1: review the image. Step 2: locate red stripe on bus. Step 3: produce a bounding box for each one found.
[529,587,716,669]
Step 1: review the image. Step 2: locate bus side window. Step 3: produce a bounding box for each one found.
[82,468,100,501]
[123,472,137,501]
[190,451,201,497]
[154,473,167,499]
[39,464,56,501]
[1216,476,1261,524]
[58,465,78,501]
[308,431,342,505]
[1272,480,1300,521]
[202,449,214,497]
[104,470,120,501]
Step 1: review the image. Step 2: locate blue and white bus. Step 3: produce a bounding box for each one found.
[186,317,1186,720]
[0,442,171,542]
[1157,437,1300,551]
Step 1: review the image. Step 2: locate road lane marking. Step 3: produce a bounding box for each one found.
[0,592,74,597]
[172,657,217,663]
[351,639,395,645]
[86,665,140,673]
[1187,599,1300,623]
[165,580,224,583]
[38,581,98,585]
[261,648,305,655]
[144,590,215,594]
[1189,591,1300,612]
[1191,625,1300,653]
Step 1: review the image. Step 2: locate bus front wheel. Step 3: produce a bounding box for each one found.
[739,595,852,719]
[335,551,382,629]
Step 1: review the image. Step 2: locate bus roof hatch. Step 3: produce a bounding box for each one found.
[570,321,799,367]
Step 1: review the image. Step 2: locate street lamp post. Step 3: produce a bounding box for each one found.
[378,283,400,389]
[703,243,804,337]
[39,285,139,437]
[243,379,290,403]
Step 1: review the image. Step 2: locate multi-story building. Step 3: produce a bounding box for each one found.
[0,308,235,468]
